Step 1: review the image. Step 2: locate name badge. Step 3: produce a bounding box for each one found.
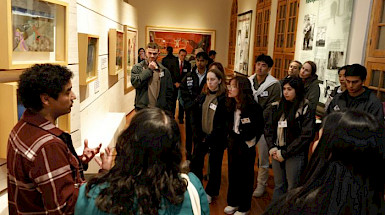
[278,120,287,128]
[261,91,269,97]
[183,69,188,72]
[333,105,340,111]
[209,103,217,111]
[241,117,251,124]
[159,71,164,77]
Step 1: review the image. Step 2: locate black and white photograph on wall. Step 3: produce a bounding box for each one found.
[324,80,337,99]
[327,51,344,70]
[234,10,252,75]
[316,27,326,47]
[302,14,315,50]
[315,58,327,81]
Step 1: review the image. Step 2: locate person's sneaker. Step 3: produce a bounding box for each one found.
[252,185,266,197]
[206,194,212,204]
[224,206,239,214]
[234,211,249,215]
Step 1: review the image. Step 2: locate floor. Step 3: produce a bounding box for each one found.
[125,110,274,215]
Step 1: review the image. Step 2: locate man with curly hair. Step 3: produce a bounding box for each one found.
[7,64,112,214]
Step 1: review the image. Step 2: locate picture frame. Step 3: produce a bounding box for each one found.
[235,10,253,75]
[145,26,216,60]
[0,82,18,158]
[124,25,137,94]
[0,82,71,158]
[0,0,68,69]
[78,33,99,86]
[108,28,124,76]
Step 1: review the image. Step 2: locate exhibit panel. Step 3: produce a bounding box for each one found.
[78,33,99,86]
[0,0,68,69]
[108,28,125,76]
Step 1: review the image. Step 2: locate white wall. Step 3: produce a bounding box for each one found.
[71,0,137,150]
[345,0,372,64]
[129,0,232,67]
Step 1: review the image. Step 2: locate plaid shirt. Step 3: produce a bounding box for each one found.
[7,109,85,214]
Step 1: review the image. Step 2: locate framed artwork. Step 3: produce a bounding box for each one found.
[124,25,137,94]
[235,10,253,75]
[108,29,124,75]
[0,0,68,69]
[0,82,71,159]
[145,26,216,60]
[78,33,99,86]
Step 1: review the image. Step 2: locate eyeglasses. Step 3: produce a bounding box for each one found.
[227,85,238,90]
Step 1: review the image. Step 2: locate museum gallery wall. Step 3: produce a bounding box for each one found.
[296,0,354,104]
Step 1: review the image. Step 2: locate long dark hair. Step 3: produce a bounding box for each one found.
[226,76,254,112]
[275,77,305,125]
[85,108,186,214]
[264,110,385,215]
[301,111,344,183]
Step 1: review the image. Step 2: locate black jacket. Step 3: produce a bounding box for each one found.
[131,61,174,111]
[228,100,265,144]
[327,87,384,123]
[180,67,207,110]
[161,54,179,83]
[265,100,316,159]
[193,93,227,150]
[174,60,191,84]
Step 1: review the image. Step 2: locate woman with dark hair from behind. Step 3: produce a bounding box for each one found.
[264,110,385,215]
[265,77,316,202]
[75,108,210,215]
[224,76,264,215]
[208,62,225,75]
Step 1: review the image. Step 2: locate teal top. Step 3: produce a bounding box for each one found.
[75,172,210,215]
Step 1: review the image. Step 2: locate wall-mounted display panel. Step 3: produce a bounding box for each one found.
[146,26,216,60]
[0,0,68,69]
[0,82,71,158]
[108,29,124,76]
[0,82,18,158]
[78,33,99,86]
[296,0,354,105]
[124,25,137,94]
[234,10,253,75]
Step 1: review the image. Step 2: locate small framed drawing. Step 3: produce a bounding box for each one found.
[0,0,68,69]
[108,29,124,76]
[78,33,99,85]
[124,25,138,94]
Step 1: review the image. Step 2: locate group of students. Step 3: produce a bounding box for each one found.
[131,45,384,214]
[6,44,384,215]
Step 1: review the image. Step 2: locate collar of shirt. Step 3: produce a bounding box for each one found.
[22,109,64,137]
[195,68,207,85]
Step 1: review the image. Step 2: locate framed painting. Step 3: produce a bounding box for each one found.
[145,26,216,60]
[235,10,253,75]
[0,0,68,69]
[124,25,137,94]
[78,33,99,86]
[108,28,124,76]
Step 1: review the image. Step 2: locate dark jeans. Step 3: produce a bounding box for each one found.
[190,138,224,197]
[271,152,306,201]
[185,109,193,160]
[227,133,256,212]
